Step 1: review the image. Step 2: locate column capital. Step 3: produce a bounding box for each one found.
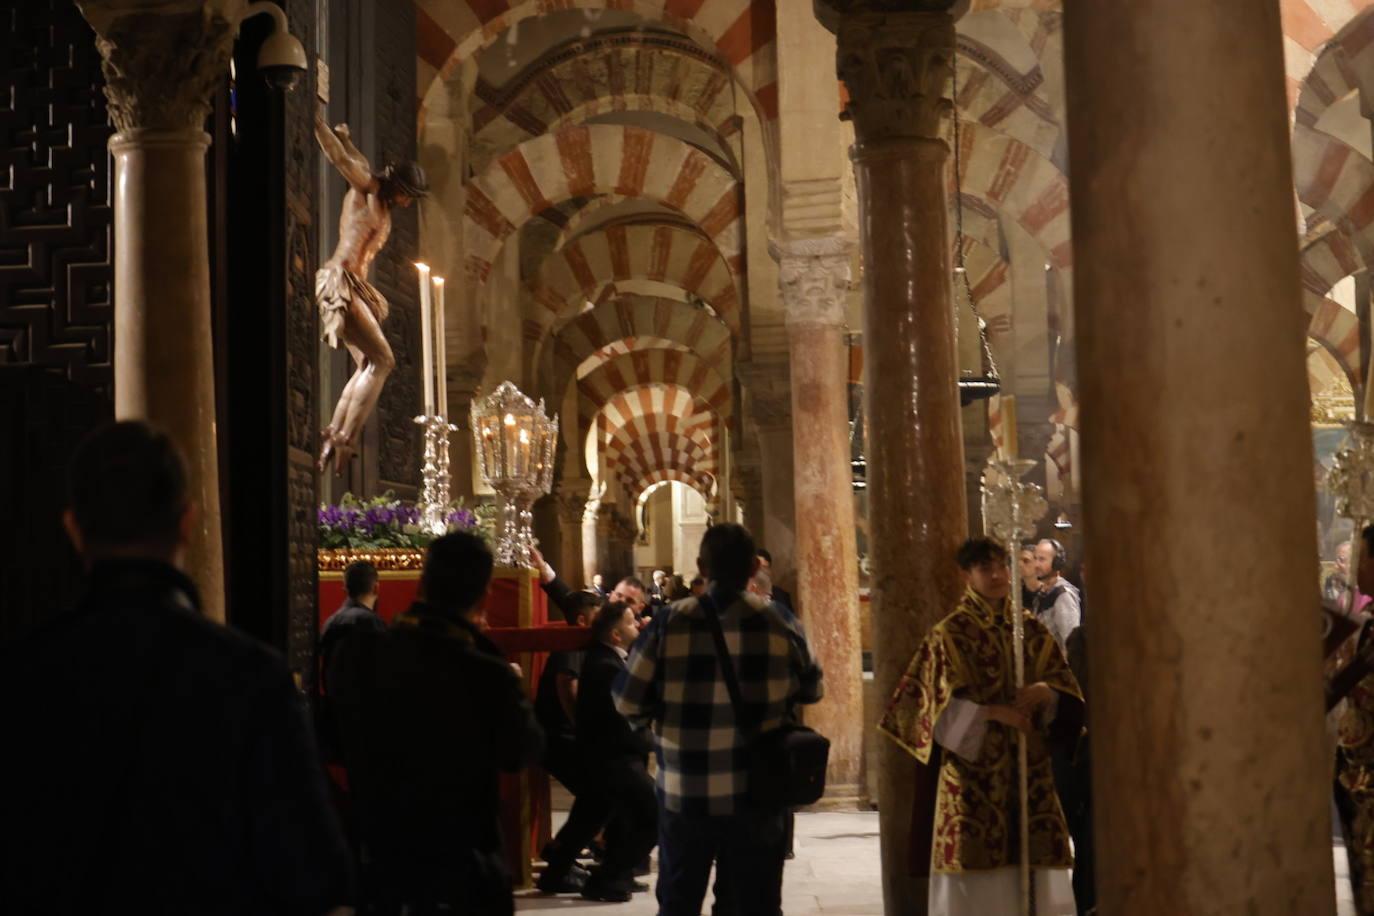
[554,482,592,525]
[817,4,956,143]
[77,0,246,135]
[771,237,855,330]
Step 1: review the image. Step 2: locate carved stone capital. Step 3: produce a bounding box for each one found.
[771,237,854,330]
[78,1,242,135]
[555,484,592,525]
[833,10,956,142]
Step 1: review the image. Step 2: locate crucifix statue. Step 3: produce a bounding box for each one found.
[314,104,429,475]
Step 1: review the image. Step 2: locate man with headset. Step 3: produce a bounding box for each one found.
[1032,538,1081,652]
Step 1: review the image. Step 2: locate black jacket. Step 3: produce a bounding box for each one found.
[332,602,544,856]
[0,559,353,915]
[542,575,583,623]
[576,640,650,759]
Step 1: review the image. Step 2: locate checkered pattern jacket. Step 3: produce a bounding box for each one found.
[613,588,824,815]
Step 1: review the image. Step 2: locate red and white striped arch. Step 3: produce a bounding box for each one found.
[605,424,716,478]
[629,468,717,506]
[551,296,733,397]
[634,472,719,508]
[595,383,720,456]
[1282,0,1374,107]
[577,349,731,430]
[470,40,739,171]
[610,438,717,494]
[1292,124,1374,259]
[464,124,743,288]
[599,388,716,456]
[529,223,741,336]
[954,30,1059,161]
[415,0,778,123]
[955,123,1072,275]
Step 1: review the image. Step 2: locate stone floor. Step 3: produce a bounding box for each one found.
[517,809,1358,915]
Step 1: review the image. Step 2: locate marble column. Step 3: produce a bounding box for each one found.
[776,238,864,802]
[1063,2,1333,912]
[79,1,242,623]
[555,481,590,591]
[815,3,965,910]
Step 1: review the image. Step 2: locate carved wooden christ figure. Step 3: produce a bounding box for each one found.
[314,105,429,475]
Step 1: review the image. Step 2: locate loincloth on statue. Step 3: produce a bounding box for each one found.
[316,263,389,349]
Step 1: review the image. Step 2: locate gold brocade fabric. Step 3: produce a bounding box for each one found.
[1338,667,1374,914]
[878,586,1082,874]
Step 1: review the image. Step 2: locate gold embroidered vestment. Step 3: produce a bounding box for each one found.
[879,587,1082,873]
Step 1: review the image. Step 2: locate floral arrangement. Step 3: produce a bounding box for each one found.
[318,491,481,550]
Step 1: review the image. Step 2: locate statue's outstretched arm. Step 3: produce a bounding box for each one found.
[314,107,377,194]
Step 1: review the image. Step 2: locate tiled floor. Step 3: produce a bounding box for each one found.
[517,809,1359,915]
[515,809,883,915]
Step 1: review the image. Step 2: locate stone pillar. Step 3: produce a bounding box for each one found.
[776,238,864,802]
[79,0,242,623]
[815,3,966,910]
[737,362,798,589]
[555,481,590,591]
[1063,2,1334,912]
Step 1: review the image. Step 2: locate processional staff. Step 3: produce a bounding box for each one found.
[981,395,1047,916]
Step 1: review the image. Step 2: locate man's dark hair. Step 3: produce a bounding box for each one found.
[67,421,188,555]
[344,560,379,600]
[618,576,647,594]
[565,590,603,625]
[757,548,773,564]
[698,523,758,591]
[956,537,1008,570]
[421,531,493,612]
[590,601,631,643]
[689,576,704,588]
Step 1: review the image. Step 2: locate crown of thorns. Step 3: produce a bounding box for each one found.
[380,161,430,199]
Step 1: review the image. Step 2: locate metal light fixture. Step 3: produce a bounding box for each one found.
[471,381,559,567]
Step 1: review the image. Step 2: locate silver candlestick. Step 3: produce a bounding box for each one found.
[414,413,456,536]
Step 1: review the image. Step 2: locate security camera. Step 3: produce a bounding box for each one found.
[241,1,307,91]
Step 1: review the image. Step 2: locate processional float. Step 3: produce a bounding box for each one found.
[980,401,1047,916]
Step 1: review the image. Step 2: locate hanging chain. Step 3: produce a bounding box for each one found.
[950,48,1001,382]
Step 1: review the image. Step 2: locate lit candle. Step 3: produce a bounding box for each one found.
[1001,395,1019,460]
[415,262,434,416]
[433,276,447,419]
[519,427,530,479]
[504,412,517,479]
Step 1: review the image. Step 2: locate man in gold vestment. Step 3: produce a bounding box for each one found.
[1335,524,1374,914]
[880,537,1083,915]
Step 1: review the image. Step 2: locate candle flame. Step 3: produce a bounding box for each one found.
[414,261,430,273]
[503,413,515,426]
[519,429,530,443]
[433,276,445,286]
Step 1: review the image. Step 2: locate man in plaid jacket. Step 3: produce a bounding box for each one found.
[613,523,823,915]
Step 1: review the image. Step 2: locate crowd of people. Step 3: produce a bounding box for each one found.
[0,420,822,916]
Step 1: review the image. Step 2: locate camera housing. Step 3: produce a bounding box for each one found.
[241,2,307,91]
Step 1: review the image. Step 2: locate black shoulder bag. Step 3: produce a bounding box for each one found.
[699,593,830,808]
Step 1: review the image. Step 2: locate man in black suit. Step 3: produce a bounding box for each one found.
[336,532,544,915]
[0,421,353,915]
[535,589,603,893]
[572,601,657,902]
[757,549,793,612]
